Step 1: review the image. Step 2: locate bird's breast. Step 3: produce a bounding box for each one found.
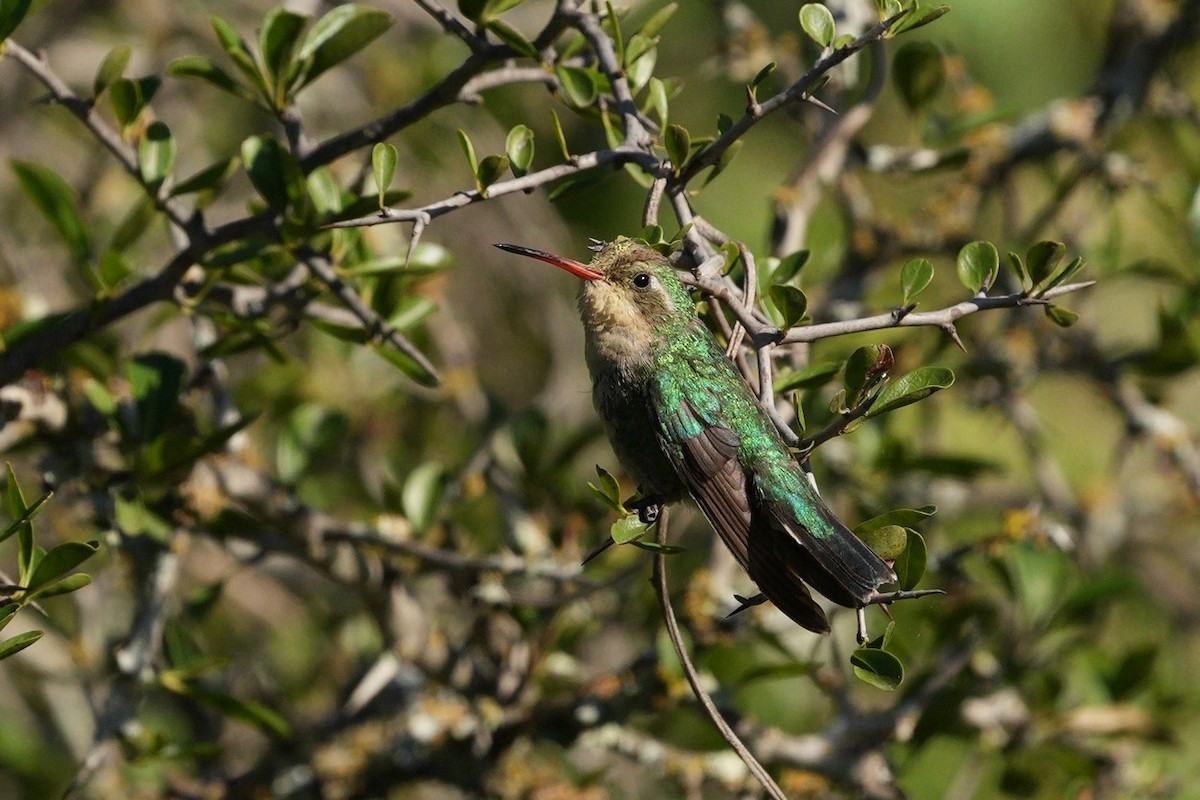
[590,365,686,502]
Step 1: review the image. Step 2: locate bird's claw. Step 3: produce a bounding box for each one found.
[627,493,663,525]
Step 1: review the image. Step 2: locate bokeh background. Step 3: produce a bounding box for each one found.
[1,0,1198,798]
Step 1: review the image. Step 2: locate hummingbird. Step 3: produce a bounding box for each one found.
[495,238,897,634]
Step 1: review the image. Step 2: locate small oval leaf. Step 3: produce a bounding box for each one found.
[900,257,933,303]
[895,528,927,590]
[0,630,43,661]
[138,121,176,188]
[664,123,691,170]
[555,65,600,107]
[611,514,650,545]
[860,524,908,561]
[956,240,998,294]
[372,142,398,208]
[769,284,809,328]
[799,3,836,48]
[866,365,955,418]
[851,647,904,690]
[505,124,535,176]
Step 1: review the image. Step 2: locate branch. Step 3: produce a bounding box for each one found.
[679,10,908,183]
[651,512,789,800]
[325,145,658,230]
[782,282,1095,345]
[297,249,439,382]
[4,40,201,236]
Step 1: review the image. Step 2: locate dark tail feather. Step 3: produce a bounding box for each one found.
[746,514,831,633]
[755,476,895,606]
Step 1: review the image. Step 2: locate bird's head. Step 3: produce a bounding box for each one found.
[495,238,696,359]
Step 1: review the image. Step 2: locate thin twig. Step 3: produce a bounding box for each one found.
[651,512,788,800]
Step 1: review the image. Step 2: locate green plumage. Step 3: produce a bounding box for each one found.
[497,238,894,633]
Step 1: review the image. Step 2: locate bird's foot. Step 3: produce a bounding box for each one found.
[626,493,663,525]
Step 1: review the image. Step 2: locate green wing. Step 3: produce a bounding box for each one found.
[650,330,892,630]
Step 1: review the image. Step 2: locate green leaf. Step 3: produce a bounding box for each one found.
[26,540,99,593]
[844,344,892,406]
[1025,240,1065,288]
[900,257,933,303]
[10,160,92,263]
[860,524,908,561]
[402,462,447,533]
[372,143,398,209]
[956,240,998,294]
[772,250,810,284]
[750,61,776,89]
[1044,256,1086,292]
[1044,304,1079,328]
[475,154,510,196]
[210,14,268,95]
[0,0,32,40]
[169,157,239,199]
[611,514,650,545]
[645,77,670,126]
[258,7,308,98]
[550,109,571,159]
[555,65,600,107]
[866,365,954,418]
[456,129,479,177]
[0,603,17,632]
[892,41,944,112]
[587,484,624,514]
[664,123,690,170]
[769,284,809,328]
[639,2,678,39]
[167,56,257,102]
[295,5,392,89]
[482,0,528,21]
[0,630,43,662]
[851,647,904,690]
[505,124,535,177]
[109,76,160,129]
[594,465,622,505]
[241,135,298,213]
[855,505,936,533]
[486,18,538,58]
[893,3,950,34]
[625,38,657,93]
[799,4,836,48]
[277,404,348,482]
[775,361,841,393]
[1007,251,1032,293]
[127,352,186,442]
[93,45,131,98]
[0,486,51,547]
[895,529,927,590]
[138,121,175,189]
[29,572,92,600]
[178,684,292,738]
[371,344,439,387]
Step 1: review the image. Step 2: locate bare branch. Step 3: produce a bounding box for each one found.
[782,282,1095,344]
[651,512,789,800]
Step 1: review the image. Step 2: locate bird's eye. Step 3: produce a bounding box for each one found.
[632,273,652,289]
